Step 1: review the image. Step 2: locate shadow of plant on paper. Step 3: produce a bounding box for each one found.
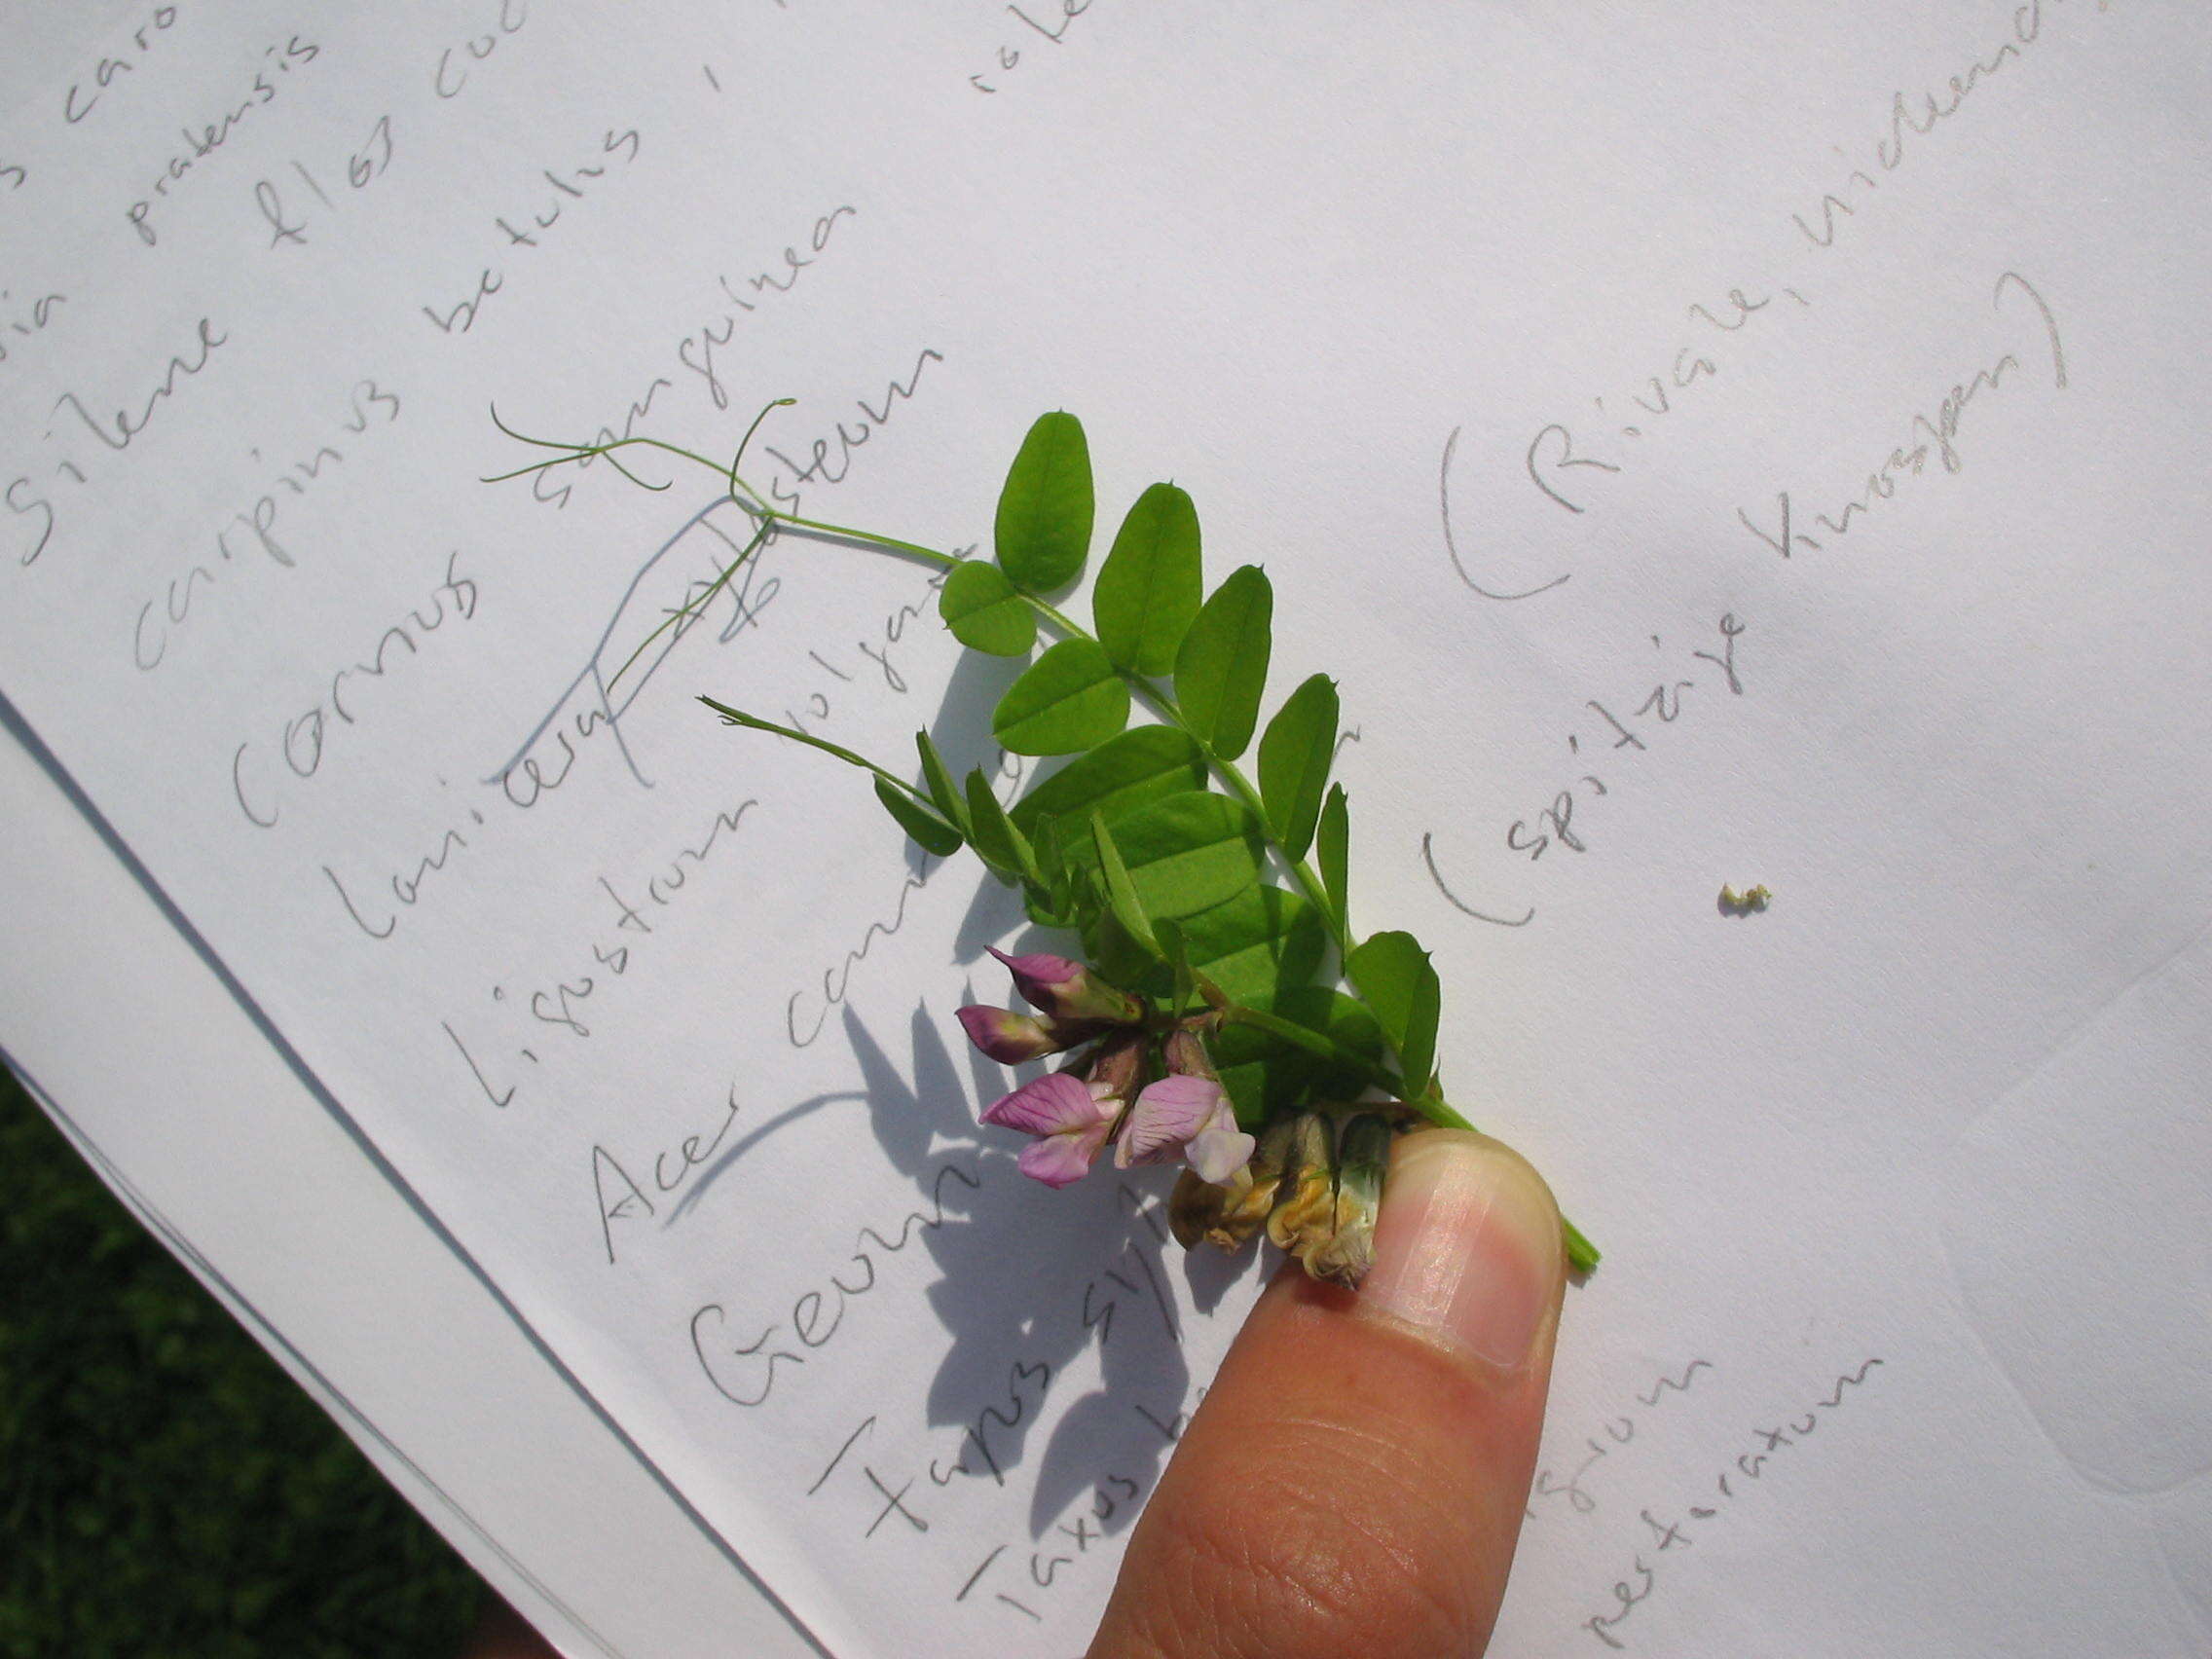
[834,998,1234,1541]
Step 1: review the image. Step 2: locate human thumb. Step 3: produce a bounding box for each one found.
[1088,1128,1567,1659]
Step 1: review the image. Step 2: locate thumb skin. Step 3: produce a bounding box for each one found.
[1088,1129,1567,1659]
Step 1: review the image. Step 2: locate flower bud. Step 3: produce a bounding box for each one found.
[1161,1025,1219,1082]
[988,947,1143,1024]
[1085,1029,1147,1106]
[956,1004,1078,1064]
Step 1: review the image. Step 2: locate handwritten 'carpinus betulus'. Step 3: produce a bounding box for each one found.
[487,404,1599,1281]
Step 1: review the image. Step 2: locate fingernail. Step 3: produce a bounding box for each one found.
[1358,1130,1564,1372]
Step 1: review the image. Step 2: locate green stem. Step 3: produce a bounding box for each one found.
[608,520,772,695]
[696,697,932,804]
[762,511,963,572]
[1562,1221,1601,1276]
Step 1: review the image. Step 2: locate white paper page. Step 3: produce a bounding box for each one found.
[3,4,2207,1655]
[4,20,807,1653]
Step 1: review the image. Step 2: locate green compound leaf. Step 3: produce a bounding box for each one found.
[1009,725,1207,844]
[873,776,964,857]
[992,639,1130,756]
[1106,791,1267,921]
[1174,565,1272,761]
[1346,929,1442,1101]
[939,559,1037,656]
[1093,482,1202,675]
[994,410,1093,593]
[1211,986,1385,1127]
[1255,673,1339,862]
[1090,813,1161,959]
[914,731,969,831]
[1176,884,1327,1012]
[964,768,1037,887]
[1316,783,1349,935]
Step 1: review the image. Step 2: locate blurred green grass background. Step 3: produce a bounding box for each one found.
[0,1061,486,1656]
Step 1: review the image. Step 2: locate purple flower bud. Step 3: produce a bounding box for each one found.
[957,1005,1073,1064]
[1114,1075,1254,1184]
[989,947,1143,1024]
[979,1071,1119,1189]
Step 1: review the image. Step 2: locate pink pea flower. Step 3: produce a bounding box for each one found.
[1115,1074,1254,1186]
[979,1071,1121,1189]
